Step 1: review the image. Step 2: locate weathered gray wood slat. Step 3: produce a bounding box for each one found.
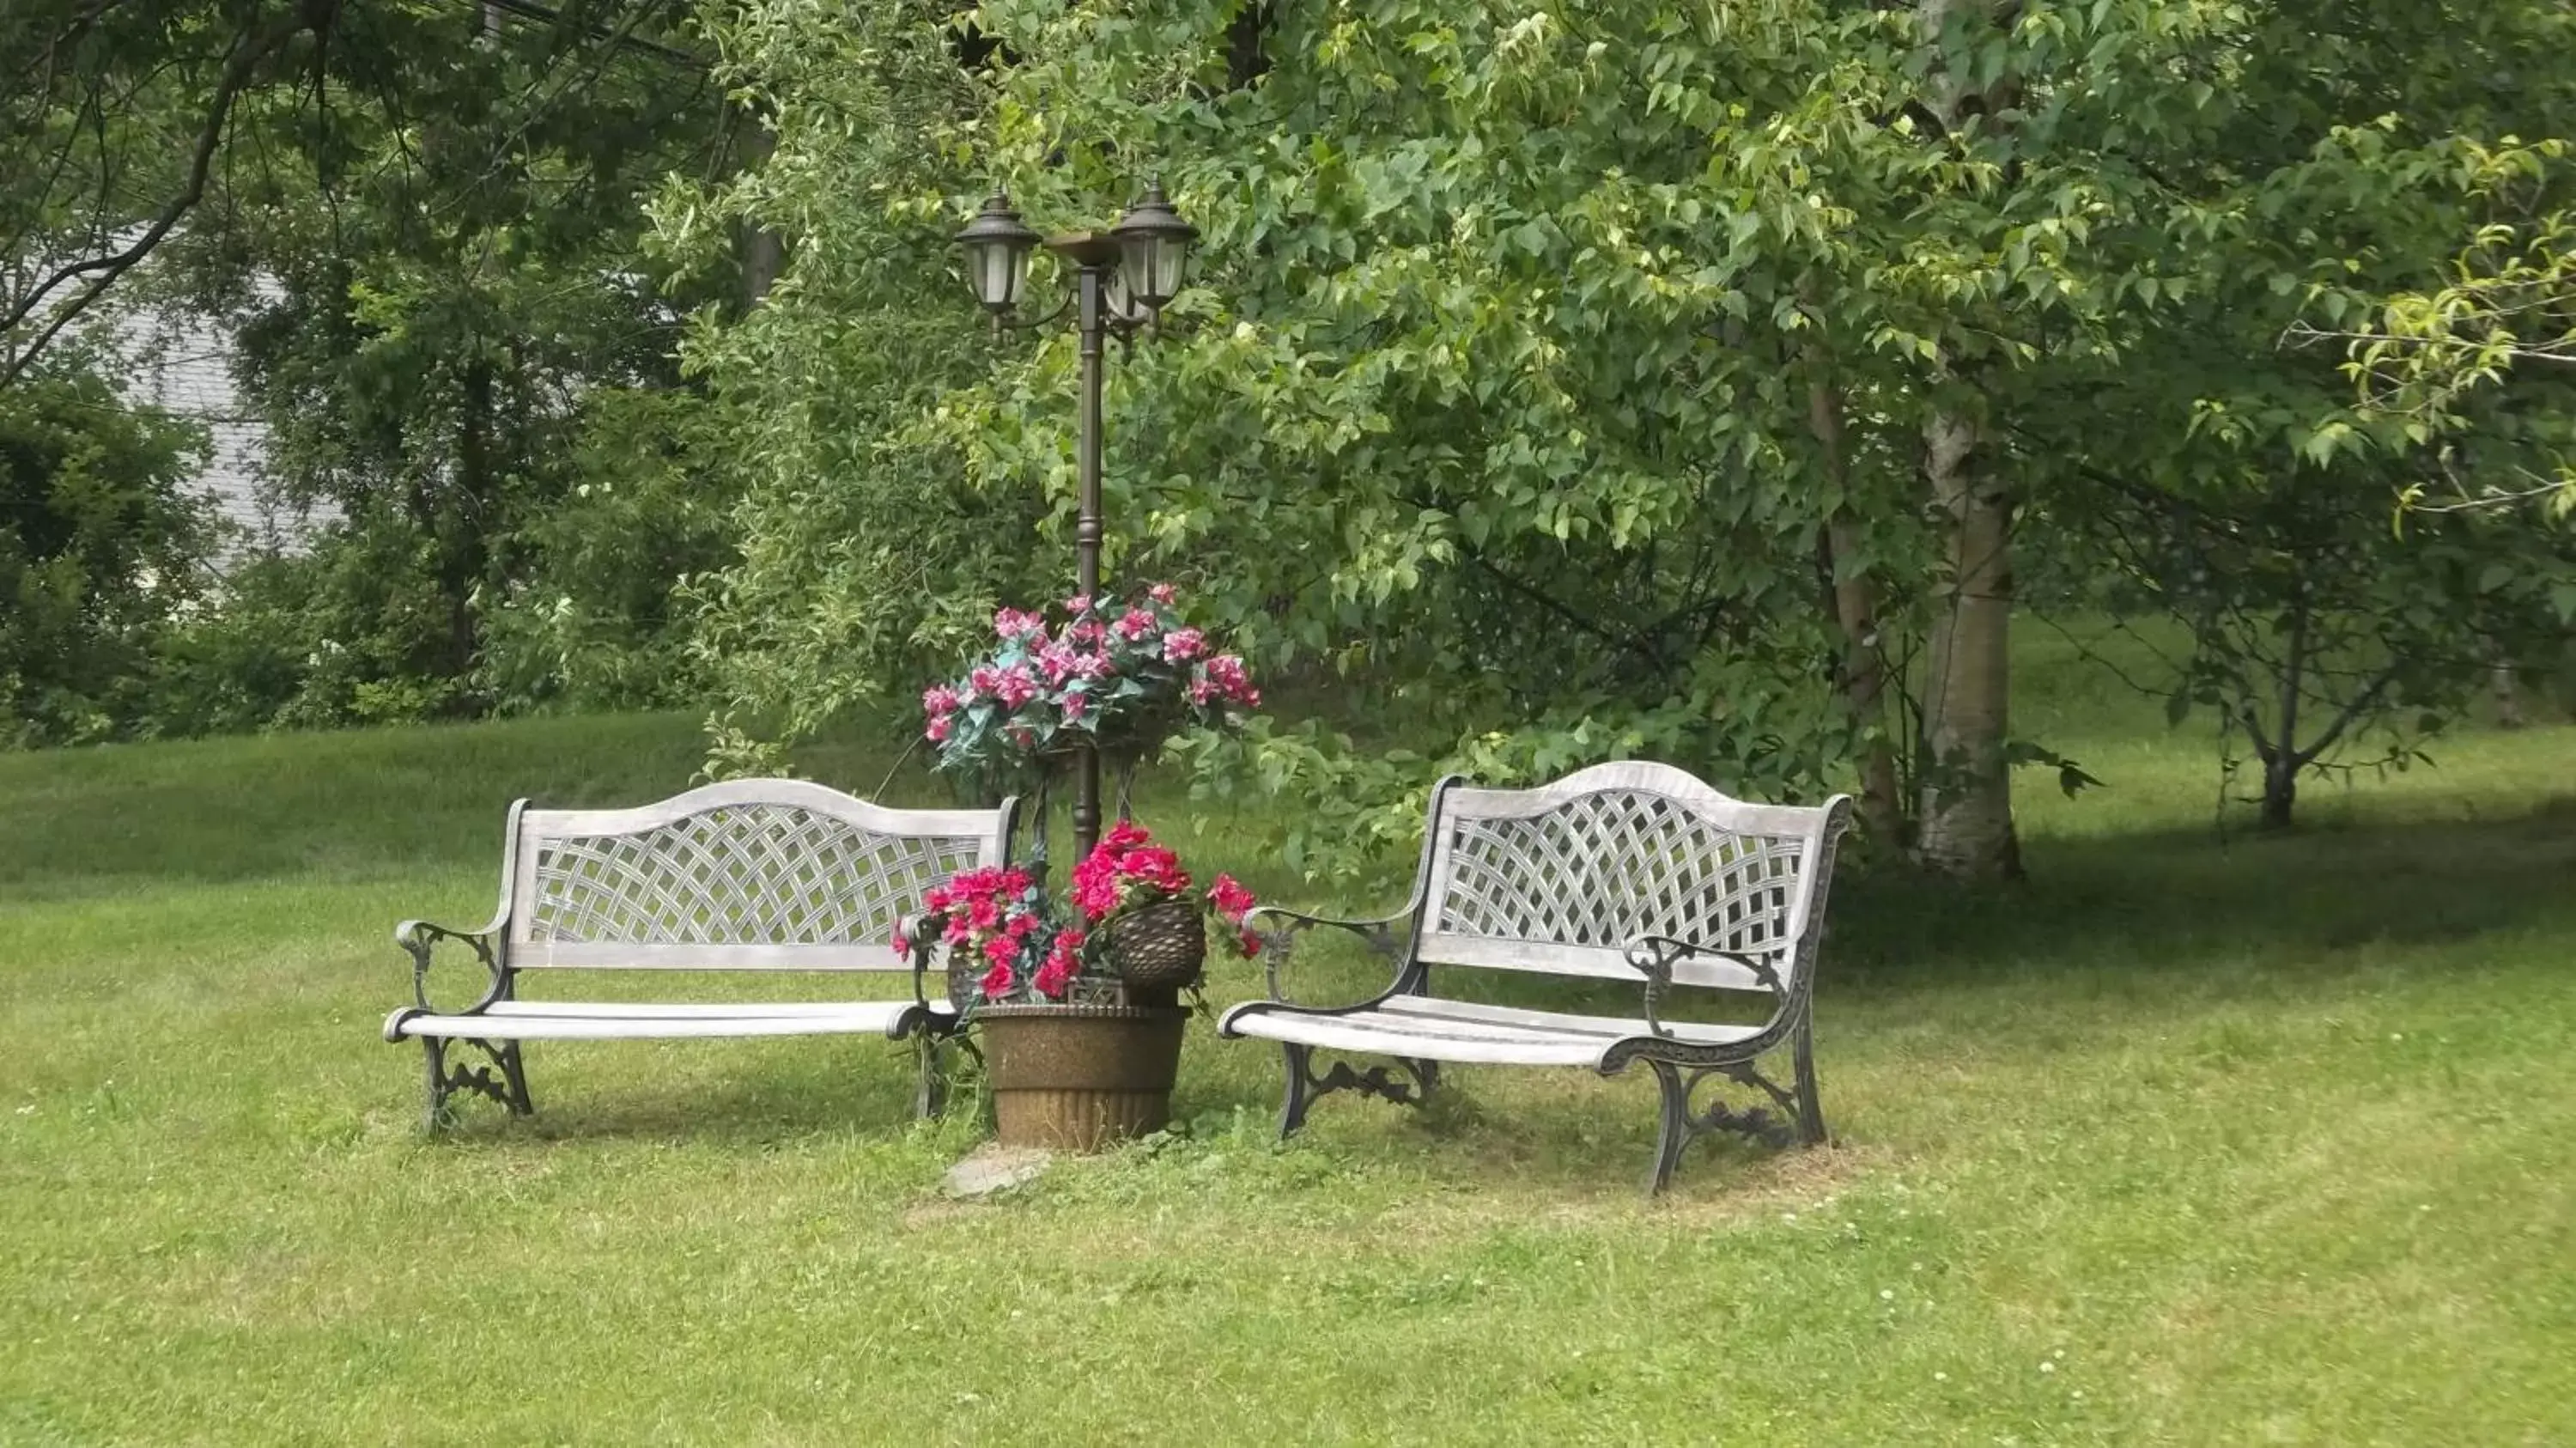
[1376,994,1765,1047]
[484,1001,957,1021]
[508,942,904,970]
[392,1007,921,1042]
[1236,1005,1594,1047]
[1224,1013,1611,1067]
[1225,1000,1767,1064]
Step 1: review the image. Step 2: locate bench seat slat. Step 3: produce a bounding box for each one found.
[390,1001,929,1041]
[508,942,901,970]
[1376,995,1759,1047]
[1282,1007,1597,1046]
[1220,995,1770,1068]
[485,1001,950,1021]
[1223,1007,1613,1067]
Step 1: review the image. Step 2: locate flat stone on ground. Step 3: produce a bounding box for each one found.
[942,1145,1054,1200]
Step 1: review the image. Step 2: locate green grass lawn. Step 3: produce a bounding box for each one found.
[4,666,2574,1444]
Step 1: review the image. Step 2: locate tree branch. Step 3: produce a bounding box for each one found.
[2289,662,2403,769]
[0,4,315,388]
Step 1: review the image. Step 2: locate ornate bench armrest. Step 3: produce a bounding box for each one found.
[1243,904,1415,1008]
[899,912,948,1015]
[394,917,508,1015]
[1621,934,1785,1037]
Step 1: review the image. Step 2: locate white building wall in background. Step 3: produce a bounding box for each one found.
[104,299,332,564]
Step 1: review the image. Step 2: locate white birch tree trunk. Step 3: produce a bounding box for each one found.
[1911,0,2021,881]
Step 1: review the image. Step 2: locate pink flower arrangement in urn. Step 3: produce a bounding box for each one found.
[922,584,1260,785]
[898,823,1260,1005]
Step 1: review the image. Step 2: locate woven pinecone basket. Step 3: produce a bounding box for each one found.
[1109,899,1206,989]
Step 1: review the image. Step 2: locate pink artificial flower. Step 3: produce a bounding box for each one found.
[994,607,1047,641]
[968,895,1001,931]
[1071,864,1121,921]
[1162,627,1206,663]
[1069,618,1107,646]
[1065,594,1096,614]
[1236,927,1263,959]
[1005,910,1042,940]
[968,665,1001,697]
[926,715,953,742]
[992,663,1040,709]
[1035,641,1080,685]
[922,684,962,715]
[1073,650,1114,679]
[1204,654,1255,697]
[1032,928,1084,999]
[1062,691,1090,723]
[890,928,911,957]
[980,960,1017,1000]
[1000,867,1031,896]
[1208,873,1256,922]
[925,885,954,912]
[1188,680,1214,706]
[1113,607,1157,642]
[1148,582,1178,604]
[981,934,1018,969]
[1115,846,1189,897]
[1032,954,1076,1000]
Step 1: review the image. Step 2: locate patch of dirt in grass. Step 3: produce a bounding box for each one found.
[1404,1138,1904,1235]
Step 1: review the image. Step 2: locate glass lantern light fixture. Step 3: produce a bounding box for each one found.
[956,189,1042,316]
[1108,178,1198,313]
[953,179,1197,325]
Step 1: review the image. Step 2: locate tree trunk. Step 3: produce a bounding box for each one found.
[1910,0,2020,882]
[1226,3,1271,89]
[1807,370,1905,847]
[2258,751,2298,830]
[738,118,784,308]
[448,357,495,680]
[2257,591,2310,830]
[1917,409,2020,879]
[2488,642,2525,728]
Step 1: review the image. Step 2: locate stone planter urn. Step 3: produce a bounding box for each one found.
[973,1002,1187,1151]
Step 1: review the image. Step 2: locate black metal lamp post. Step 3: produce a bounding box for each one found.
[956,180,1198,861]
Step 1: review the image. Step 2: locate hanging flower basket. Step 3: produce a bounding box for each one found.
[920,583,1261,788]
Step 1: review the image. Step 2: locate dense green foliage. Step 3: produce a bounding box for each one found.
[5,0,738,735]
[0,356,210,744]
[677,0,2576,877]
[2345,138,2576,522]
[6,0,2573,875]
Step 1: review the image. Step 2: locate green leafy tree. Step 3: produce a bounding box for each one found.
[0,355,210,744]
[685,0,2576,877]
[9,0,747,731]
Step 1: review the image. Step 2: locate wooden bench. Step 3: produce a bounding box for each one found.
[1218,762,1852,1193]
[383,779,1015,1129]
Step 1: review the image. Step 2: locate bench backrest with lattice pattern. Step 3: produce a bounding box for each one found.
[1415,762,1851,995]
[495,780,1012,971]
